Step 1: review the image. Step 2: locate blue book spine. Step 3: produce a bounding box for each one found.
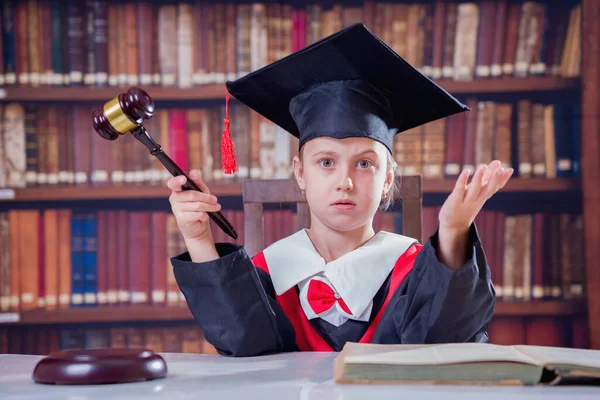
[51,3,63,84]
[2,1,16,84]
[71,215,84,307]
[554,104,573,177]
[83,213,97,307]
[571,103,581,177]
[553,104,573,177]
[537,3,552,76]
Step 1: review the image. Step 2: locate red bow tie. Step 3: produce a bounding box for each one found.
[307,279,352,315]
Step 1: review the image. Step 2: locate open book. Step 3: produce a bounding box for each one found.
[334,342,600,385]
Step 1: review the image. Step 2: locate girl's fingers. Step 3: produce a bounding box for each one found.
[189,170,211,195]
[167,175,187,192]
[481,160,501,186]
[167,170,213,198]
[498,168,514,190]
[482,167,514,199]
[465,164,487,201]
[174,201,221,213]
[482,167,503,199]
[177,211,211,224]
[452,169,470,200]
[171,189,218,204]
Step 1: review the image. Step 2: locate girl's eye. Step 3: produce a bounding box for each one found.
[319,159,334,168]
[357,160,372,168]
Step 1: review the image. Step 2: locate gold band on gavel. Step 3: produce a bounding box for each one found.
[103,96,138,134]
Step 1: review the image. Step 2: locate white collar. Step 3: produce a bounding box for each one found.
[262,229,416,318]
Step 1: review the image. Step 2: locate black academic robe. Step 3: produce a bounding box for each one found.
[171,223,495,357]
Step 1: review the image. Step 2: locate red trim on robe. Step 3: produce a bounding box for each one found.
[252,244,423,352]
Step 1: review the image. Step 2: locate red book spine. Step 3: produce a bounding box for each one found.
[96,211,107,306]
[150,212,167,305]
[292,10,299,52]
[299,10,306,49]
[106,211,119,305]
[169,109,189,173]
[117,211,129,304]
[128,212,151,305]
[38,213,45,309]
[531,213,545,300]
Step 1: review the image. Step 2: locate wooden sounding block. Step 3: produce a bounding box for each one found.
[32,348,167,385]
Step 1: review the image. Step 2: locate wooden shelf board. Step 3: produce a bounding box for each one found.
[422,177,580,193]
[437,76,580,94]
[494,300,586,316]
[0,78,580,102]
[0,301,585,325]
[7,306,194,325]
[0,85,225,102]
[0,178,580,202]
[0,183,241,201]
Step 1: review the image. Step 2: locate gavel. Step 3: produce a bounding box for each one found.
[91,87,238,240]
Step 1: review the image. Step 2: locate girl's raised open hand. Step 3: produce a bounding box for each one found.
[438,160,514,234]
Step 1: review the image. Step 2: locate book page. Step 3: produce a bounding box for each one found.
[343,342,540,366]
[340,342,429,357]
[514,345,600,369]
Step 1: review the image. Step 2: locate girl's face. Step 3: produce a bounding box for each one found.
[293,137,394,233]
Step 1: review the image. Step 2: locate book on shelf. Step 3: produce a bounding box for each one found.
[0,0,581,88]
[333,341,600,385]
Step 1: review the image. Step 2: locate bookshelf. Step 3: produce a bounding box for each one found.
[0,0,596,353]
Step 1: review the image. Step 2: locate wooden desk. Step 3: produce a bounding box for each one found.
[1,352,599,399]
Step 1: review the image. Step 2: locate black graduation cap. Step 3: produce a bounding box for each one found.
[220,22,468,174]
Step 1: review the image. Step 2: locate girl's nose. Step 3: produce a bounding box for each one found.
[337,176,354,192]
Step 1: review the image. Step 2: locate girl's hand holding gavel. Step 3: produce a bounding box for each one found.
[167,169,222,243]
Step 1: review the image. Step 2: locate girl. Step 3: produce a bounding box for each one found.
[168,24,511,357]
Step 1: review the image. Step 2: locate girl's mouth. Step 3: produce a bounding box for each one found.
[332,200,356,210]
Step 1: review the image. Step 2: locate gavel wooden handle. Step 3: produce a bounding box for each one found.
[131,126,238,240]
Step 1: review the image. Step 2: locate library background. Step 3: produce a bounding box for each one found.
[0,0,598,355]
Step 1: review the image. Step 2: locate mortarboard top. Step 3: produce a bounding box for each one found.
[220,22,469,174]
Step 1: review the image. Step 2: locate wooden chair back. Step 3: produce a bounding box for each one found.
[242,176,423,257]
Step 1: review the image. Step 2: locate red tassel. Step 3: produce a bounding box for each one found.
[221,89,238,175]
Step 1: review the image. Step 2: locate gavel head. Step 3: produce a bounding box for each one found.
[91,87,155,140]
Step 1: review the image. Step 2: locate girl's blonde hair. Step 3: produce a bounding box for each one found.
[380,151,399,211]
[297,147,400,211]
